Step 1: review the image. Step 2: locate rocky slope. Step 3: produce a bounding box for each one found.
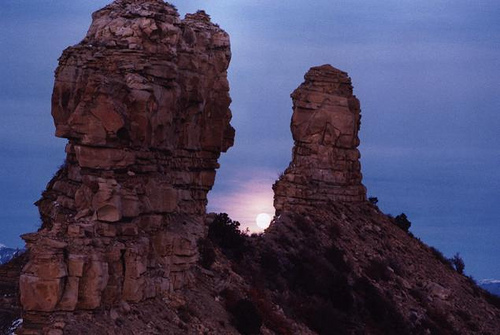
[235,207,500,334]
[1,0,499,334]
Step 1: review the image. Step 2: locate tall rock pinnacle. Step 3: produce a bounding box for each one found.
[274,65,366,214]
[19,0,233,325]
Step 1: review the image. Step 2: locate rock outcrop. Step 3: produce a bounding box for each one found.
[8,2,500,334]
[19,0,233,329]
[273,65,366,213]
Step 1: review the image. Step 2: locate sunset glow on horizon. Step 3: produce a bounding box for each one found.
[208,169,276,233]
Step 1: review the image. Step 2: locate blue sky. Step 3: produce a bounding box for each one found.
[1,0,499,279]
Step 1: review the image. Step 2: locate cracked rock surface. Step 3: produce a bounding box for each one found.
[274,65,366,214]
[19,0,233,331]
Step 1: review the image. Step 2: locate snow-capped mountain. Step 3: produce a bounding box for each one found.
[479,279,500,296]
[0,244,21,265]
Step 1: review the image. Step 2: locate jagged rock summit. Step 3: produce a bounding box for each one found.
[19,0,233,331]
[274,64,366,214]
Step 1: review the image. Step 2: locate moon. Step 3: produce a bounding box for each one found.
[256,213,272,229]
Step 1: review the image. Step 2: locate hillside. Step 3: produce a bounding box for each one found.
[2,208,500,334]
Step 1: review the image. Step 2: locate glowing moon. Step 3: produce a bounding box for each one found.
[256,213,272,229]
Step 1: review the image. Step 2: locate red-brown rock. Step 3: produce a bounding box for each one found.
[274,65,366,213]
[20,0,234,330]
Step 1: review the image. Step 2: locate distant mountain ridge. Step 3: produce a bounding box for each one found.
[480,279,500,296]
[0,244,22,265]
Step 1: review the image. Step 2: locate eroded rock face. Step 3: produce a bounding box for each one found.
[273,65,366,213]
[20,0,233,318]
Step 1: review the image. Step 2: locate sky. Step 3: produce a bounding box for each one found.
[1,0,499,279]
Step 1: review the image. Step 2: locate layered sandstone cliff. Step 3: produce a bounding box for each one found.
[19,0,233,326]
[273,65,366,214]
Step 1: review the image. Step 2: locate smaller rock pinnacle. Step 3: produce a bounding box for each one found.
[273,64,366,214]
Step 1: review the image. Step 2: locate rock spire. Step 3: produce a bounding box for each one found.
[273,64,366,213]
[19,0,233,320]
